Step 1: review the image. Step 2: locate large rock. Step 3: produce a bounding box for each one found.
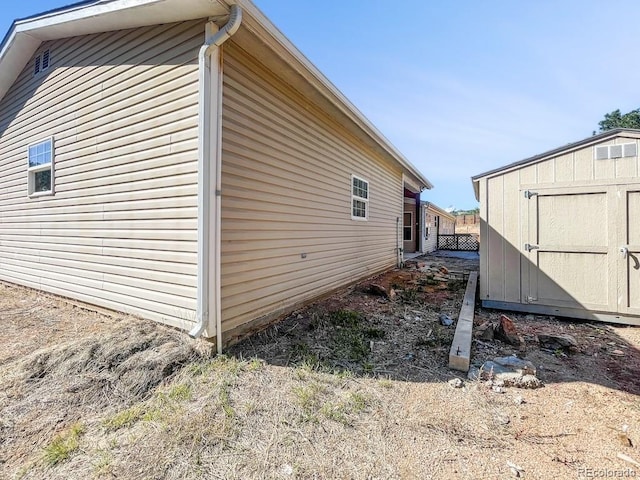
[495,315,522,345]
[538,333,579,351]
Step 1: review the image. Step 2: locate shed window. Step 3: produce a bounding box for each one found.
[28,138,54,196]
[351,175,369,220]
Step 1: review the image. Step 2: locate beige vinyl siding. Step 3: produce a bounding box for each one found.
[0,20,204,328]
[220,41,403,333]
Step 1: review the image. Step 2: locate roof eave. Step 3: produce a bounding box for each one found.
[0,0,432,189]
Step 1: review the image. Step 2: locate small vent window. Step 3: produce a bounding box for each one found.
[594,142,638,160]
[595,146,609,160]
[42,50,50,70]
[624,143,637,157]
[610,145,623,158]
[33,49,50,76]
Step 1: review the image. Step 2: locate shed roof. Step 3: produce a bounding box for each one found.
[471,128,640,200]
[0,0,433,190]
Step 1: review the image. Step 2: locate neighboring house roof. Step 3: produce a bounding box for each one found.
[471,128,640,200]
[0,0,433,190]
[421,201,455,222]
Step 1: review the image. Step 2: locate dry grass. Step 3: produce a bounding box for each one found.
[1,255,640,479]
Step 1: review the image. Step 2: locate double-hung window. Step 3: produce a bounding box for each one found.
[351,175,369,220]
[28,138,55,196]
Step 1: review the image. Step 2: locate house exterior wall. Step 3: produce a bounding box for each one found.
[479,135,640,318]
[0,20,204,329]
[423,205,455,253]
[220,41,405,336]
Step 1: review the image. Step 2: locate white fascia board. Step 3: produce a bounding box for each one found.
[232,0,434,191]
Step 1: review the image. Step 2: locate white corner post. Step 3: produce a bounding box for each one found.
[191,5,242,355]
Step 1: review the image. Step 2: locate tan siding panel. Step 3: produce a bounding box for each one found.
[574,147,594,181]
[502,171,521,302]
[486,176,505,300]
[536,159,555,184]
[0,21,203,327]
[554,153,574,183]
[220,42,403,332]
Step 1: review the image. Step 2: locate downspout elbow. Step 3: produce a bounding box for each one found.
[201,5,242,59]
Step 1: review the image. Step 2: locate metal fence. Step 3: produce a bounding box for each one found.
[438,234,479,251]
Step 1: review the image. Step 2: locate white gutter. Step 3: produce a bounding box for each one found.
[190,4,242,354]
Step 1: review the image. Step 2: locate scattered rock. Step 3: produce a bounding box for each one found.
[439,266,449,275]
[507,461,524,477]
[513,395,525,405]
[474,322,495,341]
[448,378,464,389]
[611,349,625,356]
[495,315,522,345]
[467,366,481,381]
[368,284,389,298]
[439,313,454,327]
[538,333,578,351]
[388,288,397,300]
[619,432,633,448]
[492,386,505,394]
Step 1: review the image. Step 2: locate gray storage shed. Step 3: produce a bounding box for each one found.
[472,128,640,325]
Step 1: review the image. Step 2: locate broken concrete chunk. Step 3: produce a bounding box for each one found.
[495,315,522,345]
[493,355,536,376]
[538,333,578,351]
[476,357,543,389]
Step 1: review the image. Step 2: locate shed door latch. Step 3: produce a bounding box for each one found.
[524,190,538,199]
[524,243,539,252]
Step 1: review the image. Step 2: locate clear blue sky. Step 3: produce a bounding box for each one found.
[3,1,640,210]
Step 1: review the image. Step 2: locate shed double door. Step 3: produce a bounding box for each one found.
[522,184,640,316]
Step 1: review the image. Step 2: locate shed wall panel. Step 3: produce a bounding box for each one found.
[0,21,204,328]
[220,42,403,333]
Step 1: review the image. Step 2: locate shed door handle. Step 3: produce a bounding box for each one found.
[620,246,629,259]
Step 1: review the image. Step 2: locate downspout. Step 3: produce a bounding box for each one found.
[190,5,242,354]
[396,217,402,267]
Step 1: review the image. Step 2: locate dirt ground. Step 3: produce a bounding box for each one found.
[1,252,639,479]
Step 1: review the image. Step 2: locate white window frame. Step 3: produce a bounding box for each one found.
[27,137,55,197]
[351,174,369,221]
